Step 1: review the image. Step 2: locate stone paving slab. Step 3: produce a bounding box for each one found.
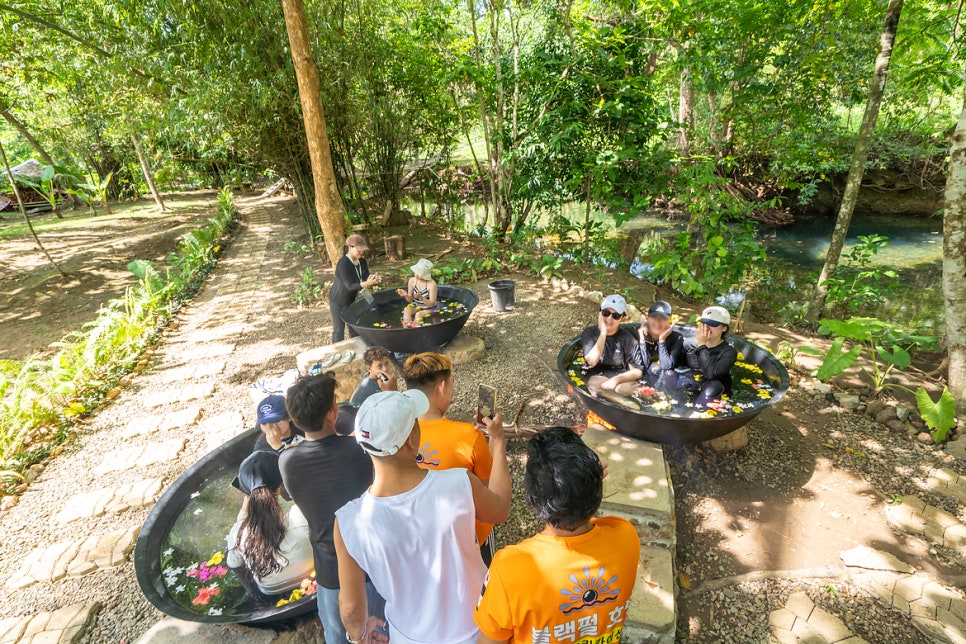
[885,495,966,558]
[157,406,204,432]
[167,343,235,363]
[0,602,100,643]
[54,478,164,525]
[769,591,866,644]
[134,616,324,644]
[5,527,139,591]
[851,569,966,642]
[143,383,216,410]
[121,413,164,439]
[93,439,187,476]
[200,412,247,452]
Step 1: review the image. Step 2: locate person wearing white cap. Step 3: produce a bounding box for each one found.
[580,294,644,396]
[395,258,439,327]
[678,305,738,408]
[334,390,512,644]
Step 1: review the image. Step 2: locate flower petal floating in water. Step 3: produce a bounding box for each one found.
[207,552,224,567]
[192,585,221,606]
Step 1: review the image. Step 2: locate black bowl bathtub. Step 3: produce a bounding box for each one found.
[134,428,316,624]
[342,285,479,354]
[558,324,790,444]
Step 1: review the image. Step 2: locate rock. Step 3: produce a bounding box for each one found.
[834,393,861,410]
[814,382,832,395]
[13,483,27,495]
[956,424,966,436]
[0,495,18,511]
[895,403,912,422]
[948,437,966,461]
[23,470,37,484]
[703,427,749,452]
[584,290,604,304]
[865,399,887,418]
[29,464,43,474]
[442,334,486,365]
[625,304,642,324]
[839,546,915,573]
[876,408,898,424]
[916,432,935,445]
[885,419,906,433]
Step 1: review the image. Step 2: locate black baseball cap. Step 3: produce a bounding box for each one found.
[647,301,673,319]
[238,450,283,495]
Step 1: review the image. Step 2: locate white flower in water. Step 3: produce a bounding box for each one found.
[175,585,186,593]
[163,548,174,557]
[193,508,203,515]
[190,491,201,499]
[208,608,223,616]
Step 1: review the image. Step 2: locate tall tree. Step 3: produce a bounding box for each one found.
[131,134,166,212]
[944,82,966,419]
[0,106,54,166]
[806,0,904,322]
[280,0,347,266]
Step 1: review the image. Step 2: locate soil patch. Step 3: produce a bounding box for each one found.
[0,192,224,360]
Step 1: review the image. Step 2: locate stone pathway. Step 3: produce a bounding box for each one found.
[0,196,317,642]
[769,591,867,643]
[0,603,100,644]
[886,494,966,560]
[4,527,139,591]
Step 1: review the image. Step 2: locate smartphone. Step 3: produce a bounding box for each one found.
[477,384,497,423]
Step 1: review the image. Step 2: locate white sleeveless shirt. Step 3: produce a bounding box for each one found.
[336,468,485,644]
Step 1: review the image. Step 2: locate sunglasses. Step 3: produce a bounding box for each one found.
[600,309,624,319]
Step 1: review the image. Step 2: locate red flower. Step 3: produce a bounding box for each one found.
[192,585,221,606]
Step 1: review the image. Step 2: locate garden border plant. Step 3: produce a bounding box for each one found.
[0,188,239,495]
[802,316,957,442]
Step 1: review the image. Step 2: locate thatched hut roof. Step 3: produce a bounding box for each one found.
[4,158,44,183]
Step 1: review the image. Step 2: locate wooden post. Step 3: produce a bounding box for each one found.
[384,235,406,261]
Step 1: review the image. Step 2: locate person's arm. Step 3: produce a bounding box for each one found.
[472,429,493,486]
[422,281,438,308]
[607,367,643,386]
[469,413,511,524]
[658,331,684,371]
[335,257,363,292]
[582,326,608,368]
[334,519,369,642]
[478,634,510,644]
[396,278,415,303]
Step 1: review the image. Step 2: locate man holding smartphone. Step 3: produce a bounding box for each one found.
[350,346,398,407]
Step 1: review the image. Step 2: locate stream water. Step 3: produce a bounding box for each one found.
[442,201,944,326]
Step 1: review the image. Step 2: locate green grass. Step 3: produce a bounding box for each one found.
[0,195,214,239]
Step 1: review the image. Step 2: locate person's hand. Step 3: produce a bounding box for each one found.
[601,458,609,480]
[659,322,675,343]
[598,313,609,336]
[478,411,505,444]
[376,371,397,392]
[371,273,383,284]
[359,616,388,644]
[601,377,619,391]
[262,423,286,451]
[696,323,711,347]
[395,288,407,297]
[639,316,648,341]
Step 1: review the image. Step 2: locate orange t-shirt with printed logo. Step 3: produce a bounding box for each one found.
[475,516,640,644]
[416,417,494,543]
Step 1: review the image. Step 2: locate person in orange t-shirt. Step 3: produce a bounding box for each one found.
[475,427,640,644]
[403,352,495,547]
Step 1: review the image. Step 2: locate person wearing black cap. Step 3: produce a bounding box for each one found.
[252,395,304,453]
[636,301,684,390]
[329,234,383,343]
[678,305,738,409]
[226,451,313,596]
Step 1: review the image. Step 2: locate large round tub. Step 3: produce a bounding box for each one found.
[558,324,789,444]
[342,285,479,354]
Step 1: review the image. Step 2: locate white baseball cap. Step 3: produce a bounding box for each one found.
[600,294,627,316]
[355,390,430,457]
[700,306,731,327]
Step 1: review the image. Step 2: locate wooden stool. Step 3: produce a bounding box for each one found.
[384,235,406,261]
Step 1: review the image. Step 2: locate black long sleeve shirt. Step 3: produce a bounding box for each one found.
[685,339,738,393]
[328,255,369,306]
[637,331,685,371]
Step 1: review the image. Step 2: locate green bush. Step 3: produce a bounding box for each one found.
[0,192,237,485]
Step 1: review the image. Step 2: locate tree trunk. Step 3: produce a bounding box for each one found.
[678,68,693,156]
[806,0,904,322]
[131,134,166,212]
[0,106,54,165]
[943,85,966,419]
[0,140,65,277]
[280,0,347,267]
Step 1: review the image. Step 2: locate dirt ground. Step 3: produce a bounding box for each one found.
[0,192,224,361]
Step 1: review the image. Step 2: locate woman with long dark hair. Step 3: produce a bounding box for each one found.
[329,233,382,343]
[226,451,313,595]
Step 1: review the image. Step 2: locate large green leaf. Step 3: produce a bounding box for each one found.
[814,337,863,381]
[876,345,911,369]
[915,386,957,442]
[819,317,893,342]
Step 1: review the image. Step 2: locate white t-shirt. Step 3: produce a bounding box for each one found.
[226,498,314,595]
[336,468,485,644]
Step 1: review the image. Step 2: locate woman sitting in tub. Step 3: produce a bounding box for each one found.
[226,451,314,596]
[396,258,439,327]
[676,305,738,409]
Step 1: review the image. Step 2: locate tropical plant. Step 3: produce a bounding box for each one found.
[821,234,900,313]
[292,267,323,307]
[802,316,955,441]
